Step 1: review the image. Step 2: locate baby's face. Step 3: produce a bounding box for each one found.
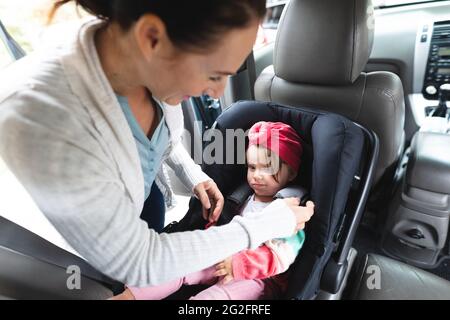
[246,145,294,198]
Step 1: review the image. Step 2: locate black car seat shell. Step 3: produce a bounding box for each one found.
[169,100,378,299]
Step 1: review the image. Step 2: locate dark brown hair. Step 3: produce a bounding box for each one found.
[50,0,266,51]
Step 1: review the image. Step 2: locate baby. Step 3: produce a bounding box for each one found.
[112,121,308,300]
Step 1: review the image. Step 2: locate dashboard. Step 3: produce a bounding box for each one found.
[369,0,450,138]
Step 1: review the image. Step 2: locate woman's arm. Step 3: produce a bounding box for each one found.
[165,142,224,221]
[165,141,211,192]
[0,98,297,287]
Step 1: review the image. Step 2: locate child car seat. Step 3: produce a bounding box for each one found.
[164,100,379,299]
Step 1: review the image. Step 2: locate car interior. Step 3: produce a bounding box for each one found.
[0,0,450,300]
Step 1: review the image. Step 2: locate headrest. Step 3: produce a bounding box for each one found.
[274,0,374,86]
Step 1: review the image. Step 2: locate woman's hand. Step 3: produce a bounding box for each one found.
[194,180,224,223]
[284,198,315,233]
[214,257,234,284]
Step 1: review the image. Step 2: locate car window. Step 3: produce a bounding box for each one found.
[373,0,445,8]
[254,0,447,50]
[254,1,287,49]
[0,0,88,54]
[262,3,285,29]
[0,37,12,69]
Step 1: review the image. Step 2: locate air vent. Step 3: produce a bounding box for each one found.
[432,21,450,42]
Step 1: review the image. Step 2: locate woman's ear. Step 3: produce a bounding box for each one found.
[134,14,168,61]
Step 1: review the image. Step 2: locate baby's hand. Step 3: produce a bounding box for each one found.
[214,257,234,284]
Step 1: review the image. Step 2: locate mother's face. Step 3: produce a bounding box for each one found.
[134,16,260,105]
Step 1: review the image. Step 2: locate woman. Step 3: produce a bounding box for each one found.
[0,0,314,288]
